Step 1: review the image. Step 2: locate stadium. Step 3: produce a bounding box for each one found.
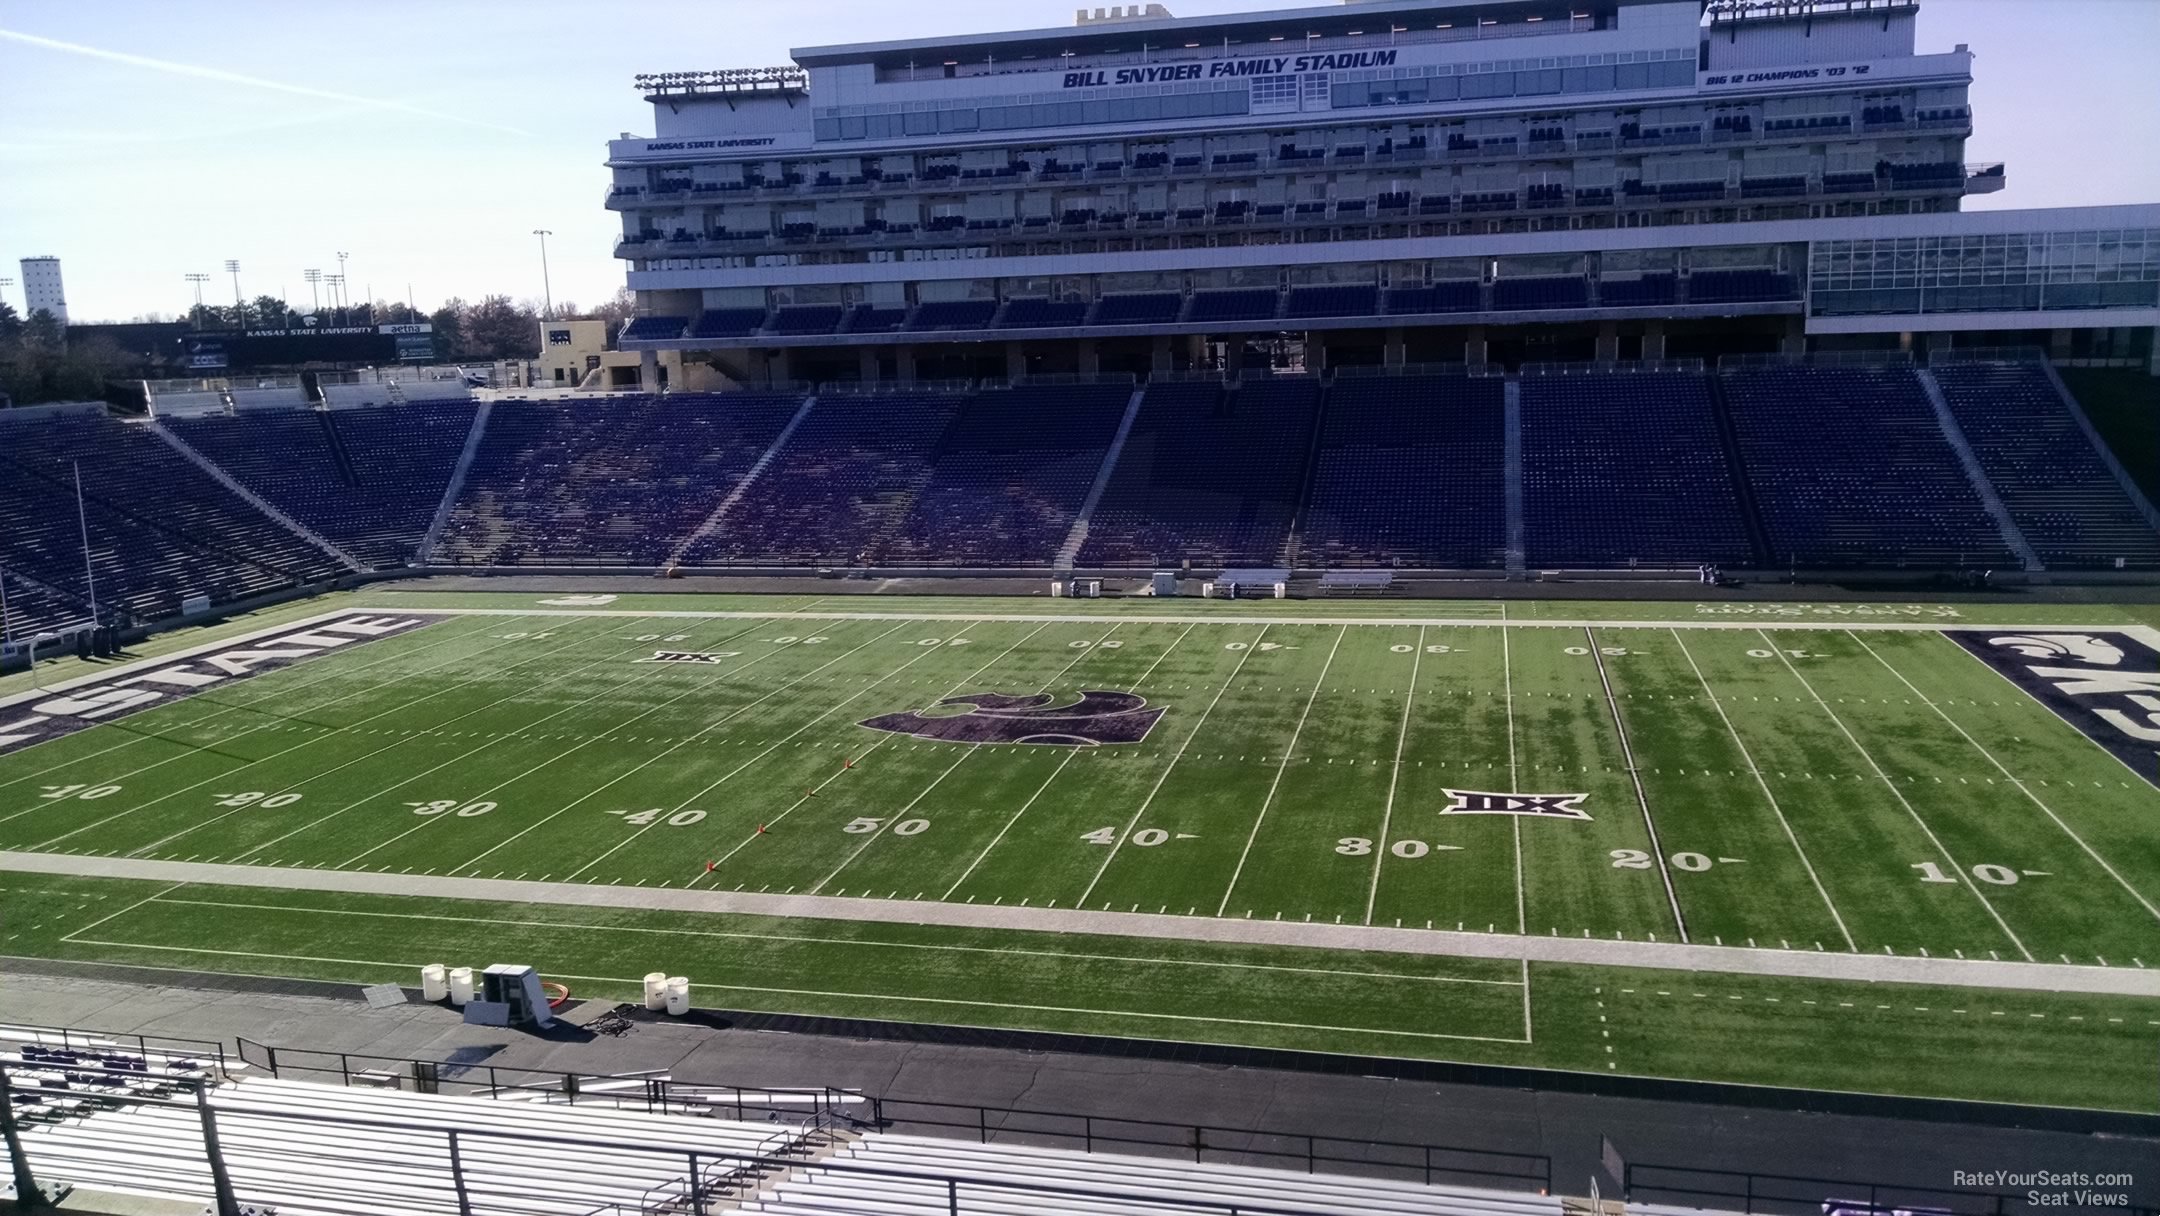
[2,0,2159,1211]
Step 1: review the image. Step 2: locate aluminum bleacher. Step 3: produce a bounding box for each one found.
[878,382,1132,566]
[1300,373,1509,568]
[167,402,478,570]
[1929,361,2160,569]
[436,393,801,566]
[1721,363,2014,568]
[1520,369,1753,567]
[1079,378,1320,568]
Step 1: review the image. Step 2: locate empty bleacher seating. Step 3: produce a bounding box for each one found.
[690,308,774,339]
[1688,269,1797,304]
[1521,372,1753,566]
[880,383,1133,566]
[621,315,690,342]
[765,305,846,336]
[1931,362,2160,568]
[1492,276,1589,311]
[437,394,800,566]
[1184,289,1281,325]
[1283,285,1380,319]
[996,297,1091,329]
[1089,293,1184,326]
[1721,365,2013,567]
[1599,275,1677,307]
[685,393,965,565]
[905,299,1000,332]
[1079,378,1320,567]
[1386,282,1483,315]
[0,411,341,625]
[167,402,477,569]
[1301,374,1509,568]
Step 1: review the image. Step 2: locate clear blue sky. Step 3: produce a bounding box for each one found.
[1,0,2154,323]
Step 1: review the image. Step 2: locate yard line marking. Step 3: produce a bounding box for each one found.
[144,895,1525,985]
[942,623,1199,900]
[1587,627,1687,943]
[1759,628,2032,961]
[62,936,1526,1044]
[688,621,1051,882]
[328,617,785,867]
[56,881,187,945]
[1672,629,1855,951]
[1365,625,1424,926]
[0,614,513,793]
[454,621,911,873]
[127,620,693,862]
[0,617,545,831]
[1501,622,1525,936]
[1218,624,1349,916]
[1079,625,1269,909]
[19,622,619,850]
[817,621,1126,894]
[1853,630,2160,927]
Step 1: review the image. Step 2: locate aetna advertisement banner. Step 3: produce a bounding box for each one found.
[1947,629,2160,788]
[0,614,433,760]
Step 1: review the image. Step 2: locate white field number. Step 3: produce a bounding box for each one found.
[913,638,971,647]
[630,633,690,643]
[1747,648,1820,659]
[495,632,556,641]
[1082,826,1175,847]
[215,792,302,809]
[608,808,706,827]
[39,784,122,801]
[1336,837,1445,858]
[1069,639,1123,649]
[1565,646,1635,657]
[767,636,829,645]
[1391,644,1460,654]
[1224,642,1290,651]
[845,817,930,835]
[407,799,496,818]
[1912,860,2027,886]
[1612,849,1724,871]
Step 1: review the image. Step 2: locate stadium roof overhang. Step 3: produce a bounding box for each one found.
[792,0,1643,69]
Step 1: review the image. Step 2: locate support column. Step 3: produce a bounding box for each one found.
[2149,327,2159,377]
[1151,335,1173,374]
[1303,334,1325,376]
[1641,321,1666,362]
[859,347,880,384]
[638,349,659,391]
[1224,340,1246,381]
[2050,328,2075,360]
[770,347,794,388]
[1385,327,1407,368]
[1464,325,1488,367]
[1078,340,1101,377]
[1781,316,1808,358]
[896,345,918,385]
[1595,321,1619,364]
[1006,341,1027,383]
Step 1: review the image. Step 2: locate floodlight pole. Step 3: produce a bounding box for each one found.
[533,230,554,320]
[304,268,322,314]
[224,260,242,313]
[73,462,98,629]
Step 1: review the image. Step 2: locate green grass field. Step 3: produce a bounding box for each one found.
[4,590,2159,1111]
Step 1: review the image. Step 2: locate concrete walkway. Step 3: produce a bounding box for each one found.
[7,851,2157,998]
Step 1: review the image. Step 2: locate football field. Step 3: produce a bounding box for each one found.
[4,591,2160,1111]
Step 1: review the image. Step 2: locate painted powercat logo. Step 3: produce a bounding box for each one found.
[0,614,431,758]
[1948,629,2160,786]
[859,691,1165,747]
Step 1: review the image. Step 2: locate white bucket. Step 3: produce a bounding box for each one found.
[664,976,690,1016]
[420,964,449,1002]
[447,966,474,1006]
[643,972,669,1011]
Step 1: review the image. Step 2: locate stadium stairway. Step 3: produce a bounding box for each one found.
[1502,378,1527,575]
[417,400,493,565]
[1274,379,1337,570]
[1701,374,1781,567]
[671,393,822,566]
[1912,367,2044,571]
[147,421,367,573]
[2042,360,2160,535]
[1054,383,1149,570]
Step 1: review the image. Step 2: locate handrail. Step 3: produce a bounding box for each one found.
[3,1063,1417,1216]
[0,1021,228,1077]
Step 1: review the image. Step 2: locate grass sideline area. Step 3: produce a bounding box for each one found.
[4,590,2159,1111]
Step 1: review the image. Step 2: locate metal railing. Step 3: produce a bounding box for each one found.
[1,1022,228,1076]
[1627,1161,2158,1216]
[0,1058,1472,1216]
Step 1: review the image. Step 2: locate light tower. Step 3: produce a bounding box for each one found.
[224,259,243,322]
[184,273,211,310]
[304,268,322,314]
[335,251,349,309]
[533,229,554,320]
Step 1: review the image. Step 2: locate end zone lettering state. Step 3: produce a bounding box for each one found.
[0,615,433,759]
